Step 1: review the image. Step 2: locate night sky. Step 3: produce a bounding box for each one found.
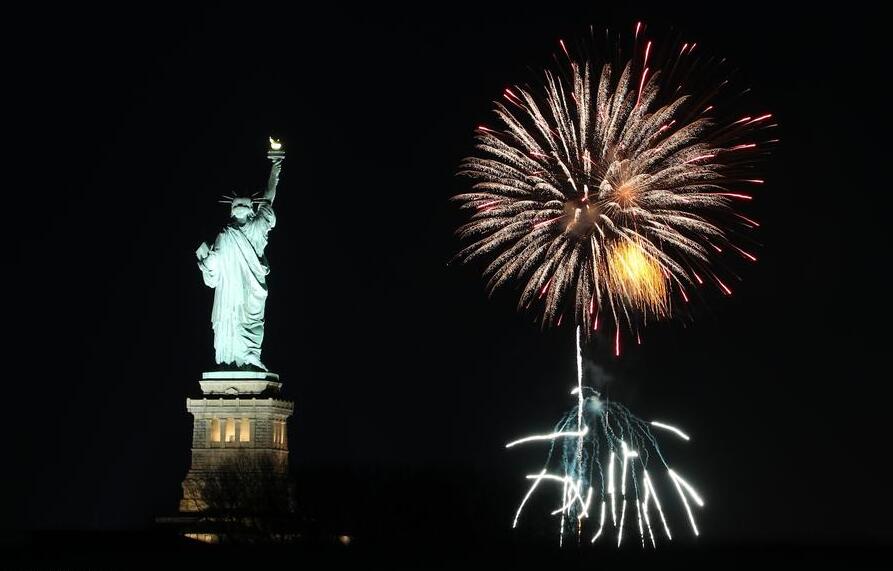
[8,2,889,554]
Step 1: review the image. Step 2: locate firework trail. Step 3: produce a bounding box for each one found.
[454,23,774,353]
[507,328,703,547]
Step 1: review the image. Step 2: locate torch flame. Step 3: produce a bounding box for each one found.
[269,137,282,151]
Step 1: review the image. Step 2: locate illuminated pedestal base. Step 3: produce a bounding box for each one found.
[177,371,296,541]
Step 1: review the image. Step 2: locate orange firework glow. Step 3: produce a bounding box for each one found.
[608,242,669,317]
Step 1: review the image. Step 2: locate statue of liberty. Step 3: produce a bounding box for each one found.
[195,139,284,371]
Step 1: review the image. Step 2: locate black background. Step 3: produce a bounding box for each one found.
[7,2,889,563]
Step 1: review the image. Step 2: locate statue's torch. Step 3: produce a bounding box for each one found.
[268,137,285,160]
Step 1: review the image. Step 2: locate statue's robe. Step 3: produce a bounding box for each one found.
[198,204,275,370]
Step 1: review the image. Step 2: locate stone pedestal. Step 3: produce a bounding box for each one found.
[179,371,295,518]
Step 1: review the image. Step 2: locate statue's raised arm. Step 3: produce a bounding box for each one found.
[265,137,285,204]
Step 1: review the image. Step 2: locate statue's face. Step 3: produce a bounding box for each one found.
[230,197,253,222]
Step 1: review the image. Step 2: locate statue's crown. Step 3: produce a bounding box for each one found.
[217,192,270,207]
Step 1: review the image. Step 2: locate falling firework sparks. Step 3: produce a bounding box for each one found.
[454,23,774,344]
[508,328,704,547]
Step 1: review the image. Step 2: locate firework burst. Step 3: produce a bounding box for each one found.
[454,24,774,350]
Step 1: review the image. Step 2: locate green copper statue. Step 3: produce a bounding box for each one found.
[196,139,284,371]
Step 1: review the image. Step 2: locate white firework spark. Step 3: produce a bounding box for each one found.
[508,326,704,548]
